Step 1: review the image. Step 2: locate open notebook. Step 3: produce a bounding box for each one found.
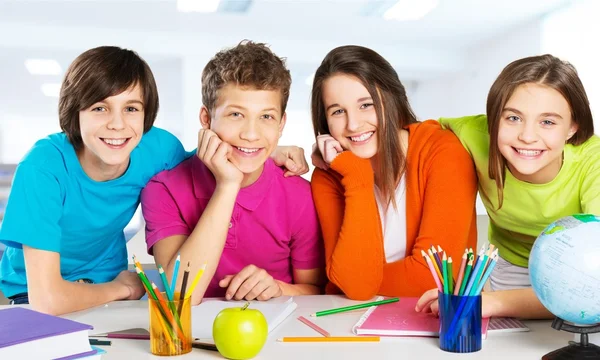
[352,297,491,339]
[192,296,297,339]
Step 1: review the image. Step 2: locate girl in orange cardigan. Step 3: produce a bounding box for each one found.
[309,45,478,300]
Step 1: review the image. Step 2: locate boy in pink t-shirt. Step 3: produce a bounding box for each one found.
[141,41,324,305]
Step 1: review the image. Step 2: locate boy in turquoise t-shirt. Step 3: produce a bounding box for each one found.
[0,46,309,315]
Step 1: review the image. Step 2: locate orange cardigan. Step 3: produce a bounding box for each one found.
[311,120,478,300]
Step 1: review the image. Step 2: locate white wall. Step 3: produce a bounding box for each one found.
[542,0,600,133]
[411,20,543,121]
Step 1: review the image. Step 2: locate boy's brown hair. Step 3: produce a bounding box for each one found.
[487,54,594,208]
[59,46,159,150]
[201,40,292,114]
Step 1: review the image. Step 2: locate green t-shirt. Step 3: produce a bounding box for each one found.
[440,115,600,267]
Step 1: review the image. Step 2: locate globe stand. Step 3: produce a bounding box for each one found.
[542,317,600,360]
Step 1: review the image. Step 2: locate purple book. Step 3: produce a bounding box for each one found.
[0,307,96,359]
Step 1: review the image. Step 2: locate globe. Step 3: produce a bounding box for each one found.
[529,214,600,325]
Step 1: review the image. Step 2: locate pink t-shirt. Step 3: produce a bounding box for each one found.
[141,155,324,298]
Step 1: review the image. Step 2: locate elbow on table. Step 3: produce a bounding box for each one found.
[335,280,379,301]
[29,292,65,316]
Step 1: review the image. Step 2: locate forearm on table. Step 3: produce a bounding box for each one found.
[277,281,321,296]
[488,288,553,319]
[30,280,127,316]
[164,184,239,304]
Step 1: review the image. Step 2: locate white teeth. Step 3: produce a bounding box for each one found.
[102,138,126,146]
[350,132,374,142]
[236,147,259,153]
[516,149,542,156]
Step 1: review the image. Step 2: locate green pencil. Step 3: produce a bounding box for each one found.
[442,253,449,294]
[447,257,454,294]
[135,267,158,301]
[458,258,474,296]
[310,297,399,317]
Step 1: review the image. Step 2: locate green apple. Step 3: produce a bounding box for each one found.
[213,302,268,360]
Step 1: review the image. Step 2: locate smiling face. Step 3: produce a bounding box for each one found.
[77,84,145,181]
[497,83,577,184]
[321,74,379,159]
[201,84,286,184]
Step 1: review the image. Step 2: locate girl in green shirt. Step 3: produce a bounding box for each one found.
[416,54,600,319]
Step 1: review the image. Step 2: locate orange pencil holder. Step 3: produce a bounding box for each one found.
[149,292,192,356]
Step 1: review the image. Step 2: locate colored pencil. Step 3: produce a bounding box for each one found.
[474,253,499,295]
[471,246,485,273]
[458,258,474,296]
[464,253,485,296]
[421,250,442,292]
[427,249,444,285]
[431,246,443,271]
[178,262,190,316]
[297,316,330,337]
[89,339,111,346]
[170,254,180,296]
[453,250,467,295]
[277,337,380,343]
[158,265,174,301]
[442,252,449,294]
[132,255,142,272]
[447,257,454,294]
[311,297,399,317]
[185,263,207,299]
[135,267,158,301]
[482,248,498,276]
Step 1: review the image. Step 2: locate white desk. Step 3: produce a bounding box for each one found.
[6,295,576,359]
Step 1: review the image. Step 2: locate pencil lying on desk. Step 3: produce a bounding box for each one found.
[277,337,380,343]
[311,297,399,317]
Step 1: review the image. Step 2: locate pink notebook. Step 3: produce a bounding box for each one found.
[352,297,490,339]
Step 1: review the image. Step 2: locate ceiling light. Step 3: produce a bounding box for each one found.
[383,0,439,21]
[177,0,221,12]
[41,83,61,97]
[25,59,62,75]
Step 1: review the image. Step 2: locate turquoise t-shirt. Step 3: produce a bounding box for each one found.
[0,127,188,298]
[440,115,600,267]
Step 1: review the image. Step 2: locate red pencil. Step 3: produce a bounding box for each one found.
[453,250,468,295]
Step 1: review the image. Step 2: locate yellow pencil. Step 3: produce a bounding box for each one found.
[427,249,444,285]
[277,336,380,343]
[132,255,143,272]
[185,263,207,299]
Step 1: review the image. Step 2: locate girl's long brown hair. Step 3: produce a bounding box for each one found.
[311,45,418,209]
[487,54,594,208]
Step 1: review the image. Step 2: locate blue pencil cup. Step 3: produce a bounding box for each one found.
[438,291,482,353]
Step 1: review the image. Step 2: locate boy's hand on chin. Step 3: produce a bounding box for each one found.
[219,264,283,301]
[197,129,243,186]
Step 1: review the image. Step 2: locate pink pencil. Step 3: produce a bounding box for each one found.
[453,250,468,295]
[297,316,330,337]
[421,250,443,292]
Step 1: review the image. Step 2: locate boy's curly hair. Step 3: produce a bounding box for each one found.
[202,40,292,113]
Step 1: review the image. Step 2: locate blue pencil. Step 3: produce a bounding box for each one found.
[463,252,485,296]
[170,253,180,296]
[158,265,174,301]
[474,253,499,295]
